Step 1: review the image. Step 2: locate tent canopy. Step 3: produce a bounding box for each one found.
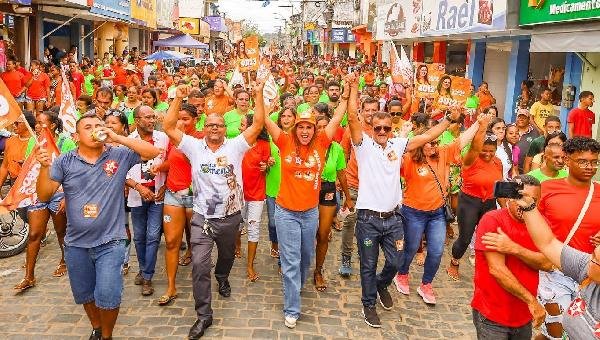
[144,50,192,61]
[153,34,209,49]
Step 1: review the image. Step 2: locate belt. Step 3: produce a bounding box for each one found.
[362,208,397,219]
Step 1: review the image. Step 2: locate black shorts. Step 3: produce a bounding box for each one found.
[319,181,337,206]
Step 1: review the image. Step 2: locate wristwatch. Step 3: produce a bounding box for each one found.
[520,201,537,212]
[444,111,458,124]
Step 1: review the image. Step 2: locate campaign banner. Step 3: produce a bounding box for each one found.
[59,70,77,134]
[131,0,157,29]
[91,0,130,21]
[0,128,60,213]
[376,0,422,41]
[421,0,506,36]
[0,78,24,130]
[237,35,260,72]
[432,75,472,111]
[413,63,446,99]
[520,0,600,25]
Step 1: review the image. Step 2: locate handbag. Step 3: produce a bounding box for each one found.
[426,163,455,223]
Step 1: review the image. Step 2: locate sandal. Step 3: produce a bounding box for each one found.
[446,260,460,281]
[270,248,279,258]
[178,254,192,266]
[14,278,36,293]
[52,263,67,277]
[157,294,178,306]
[314,269,327,292]
[415,252,426,266]
[234,249,242,258]
[122,263,130,276]
[247,271,260,283]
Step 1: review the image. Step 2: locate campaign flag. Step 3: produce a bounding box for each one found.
[389,42,413,85]
[238,35,260,72]
[256,58,278,107]
[228,66,245,89]
[0,78,23,130]
[413,63,446,99]
[59,70,78,134]
[0,128,60,213]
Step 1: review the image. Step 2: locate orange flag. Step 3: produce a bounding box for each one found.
[0,128,60,214]
[0,78,23,130]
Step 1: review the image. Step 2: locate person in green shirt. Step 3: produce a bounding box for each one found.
[224,89,254,139]
[527,144,568,182]
[81,65,96,97]
[265,107,297,259]
[15,110,77,293]
[297,85,320,114]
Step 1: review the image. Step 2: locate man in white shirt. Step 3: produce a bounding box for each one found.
[163,83,266,339]
[347,74,462,328]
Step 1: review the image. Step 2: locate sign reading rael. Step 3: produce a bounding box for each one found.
[421,0,507,36]
[520,0,600,25]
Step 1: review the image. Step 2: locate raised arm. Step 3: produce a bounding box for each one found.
[406,108,461,152]
[103,128,160,161]
[462,115,490,167]
[162,85,189,146]
[243,80,266,145]
[459,113,494,149]
[346,73,362,146]
[324,76,351,140]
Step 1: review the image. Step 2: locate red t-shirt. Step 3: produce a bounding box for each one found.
[471,209,540,327]
[241,139,271,201]
[26,72,50,100]
[71,72,84,99]
[1,70,25,97]
[165,131,204,191]
[539,180,600,254]
[112,65,127,86]
[567,107,595,138]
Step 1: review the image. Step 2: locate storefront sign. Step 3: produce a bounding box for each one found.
[376,0,421,41]
[131,0,157,28]
[422,0,506,36]
[520,0,600,25]
[330,28,354,43]
[179,17,200,35]
[91,0,130,22]
[199,20,210,37]
[65,0,93,6]
[179,0,203,19]
[156,0,176,29]
[204,16,225,32]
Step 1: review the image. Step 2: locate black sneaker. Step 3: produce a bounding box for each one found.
[89,328,101,340]
[377,287,393,311]
[362,305,381,328]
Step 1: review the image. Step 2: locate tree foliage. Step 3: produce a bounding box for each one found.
[242,23,267,47]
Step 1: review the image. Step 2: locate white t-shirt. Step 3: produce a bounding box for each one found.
[495,146,511,179]
[353,133,409,212]
[178,134,250,218]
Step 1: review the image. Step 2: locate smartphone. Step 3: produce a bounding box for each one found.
[493,181,524,199]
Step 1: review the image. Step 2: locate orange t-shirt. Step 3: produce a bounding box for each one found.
[3,135,29,179]
[401,141,461,211]
[275,131,331,211]
[1,70,25,97]
[26,72,50,100]
[112,65,127,86]
[461,156,503,201]
[477,91,494,110]
[205,94,233,116]
[364,72,375,86]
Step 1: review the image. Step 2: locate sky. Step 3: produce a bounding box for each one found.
[217,0,299,34]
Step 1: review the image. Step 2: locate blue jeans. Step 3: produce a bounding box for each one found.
[399,205,446,284]
[274,204,318,319]
[64,240,126,309]
[266,196,278,243]
[355,209,404,307]
[130,201,163,280]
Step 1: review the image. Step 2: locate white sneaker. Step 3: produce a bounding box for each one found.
[284,315,297,329]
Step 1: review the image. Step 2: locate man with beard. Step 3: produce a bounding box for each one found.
[163,83,266,339]
[388,99,413,137]
[325,81,341,111]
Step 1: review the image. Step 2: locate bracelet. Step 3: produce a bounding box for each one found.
[133,183,140,191]
[520,202,537,212]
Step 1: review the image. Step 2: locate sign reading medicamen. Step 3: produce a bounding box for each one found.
[520,0,600,25]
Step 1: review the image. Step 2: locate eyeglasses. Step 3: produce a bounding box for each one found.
[237,97,250,101]
[484,134,498,142]
[205,123,225,129]
[389,111,403,117]
[569,158,600,169]
[373,125,392,133]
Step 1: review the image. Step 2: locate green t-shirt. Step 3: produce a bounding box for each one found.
[321,142,346,182]
[25,134,77,158]
[319,92,330,104]
[358,76,366,91]
[527,136,545,157]
[297,103,311,114]
[465,95,480,109]
[195,114,206,132]
[155,101,169,113]
[84,74,95,96]
[223,109,254,139]
[265,138,281,197]
[527,168,568,183]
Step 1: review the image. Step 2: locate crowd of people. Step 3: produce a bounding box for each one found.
[1,49,599,340]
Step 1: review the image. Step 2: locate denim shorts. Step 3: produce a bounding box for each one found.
[14,92,27,103]
[64,239,126,309]
[28,192,65,214]
[163,189,193,208]
[537,269,578,339]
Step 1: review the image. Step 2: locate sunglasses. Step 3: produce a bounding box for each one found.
[389,111,403,117]
[373,125,392,133]
[205,123,225,129]
[484,134,498,142]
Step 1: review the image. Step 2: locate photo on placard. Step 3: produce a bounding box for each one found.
[478,0,494,25]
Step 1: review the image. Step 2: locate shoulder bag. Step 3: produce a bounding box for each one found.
[426,163,455,223]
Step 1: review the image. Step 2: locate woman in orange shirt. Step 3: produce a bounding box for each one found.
[263,76,351,328]
[476,81,496,112]
[447,119,504,281]
[25,60,50,113]
[393,113,491,304]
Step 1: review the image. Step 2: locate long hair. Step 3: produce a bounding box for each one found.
[436,75,452,97]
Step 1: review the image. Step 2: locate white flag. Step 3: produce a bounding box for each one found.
[228,67,245,89]
[263,74,278,107]
[59,70,77,134]
[390,42,413,85]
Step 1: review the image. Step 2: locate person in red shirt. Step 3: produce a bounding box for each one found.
[112,58,127,86]
[69,62,84,99]
[536,136,600,339]
[567,91,595,138]
[472,175,551,339]
[25,60,51,113]
[154,102,203,306]
[239,114,271,282]
[1,59,26,105]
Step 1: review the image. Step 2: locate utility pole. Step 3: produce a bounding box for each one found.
[323,0,335,60]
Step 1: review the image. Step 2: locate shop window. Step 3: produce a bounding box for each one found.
[423,42,434,63]
[446,42,468,76]
[528,52,566,105]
